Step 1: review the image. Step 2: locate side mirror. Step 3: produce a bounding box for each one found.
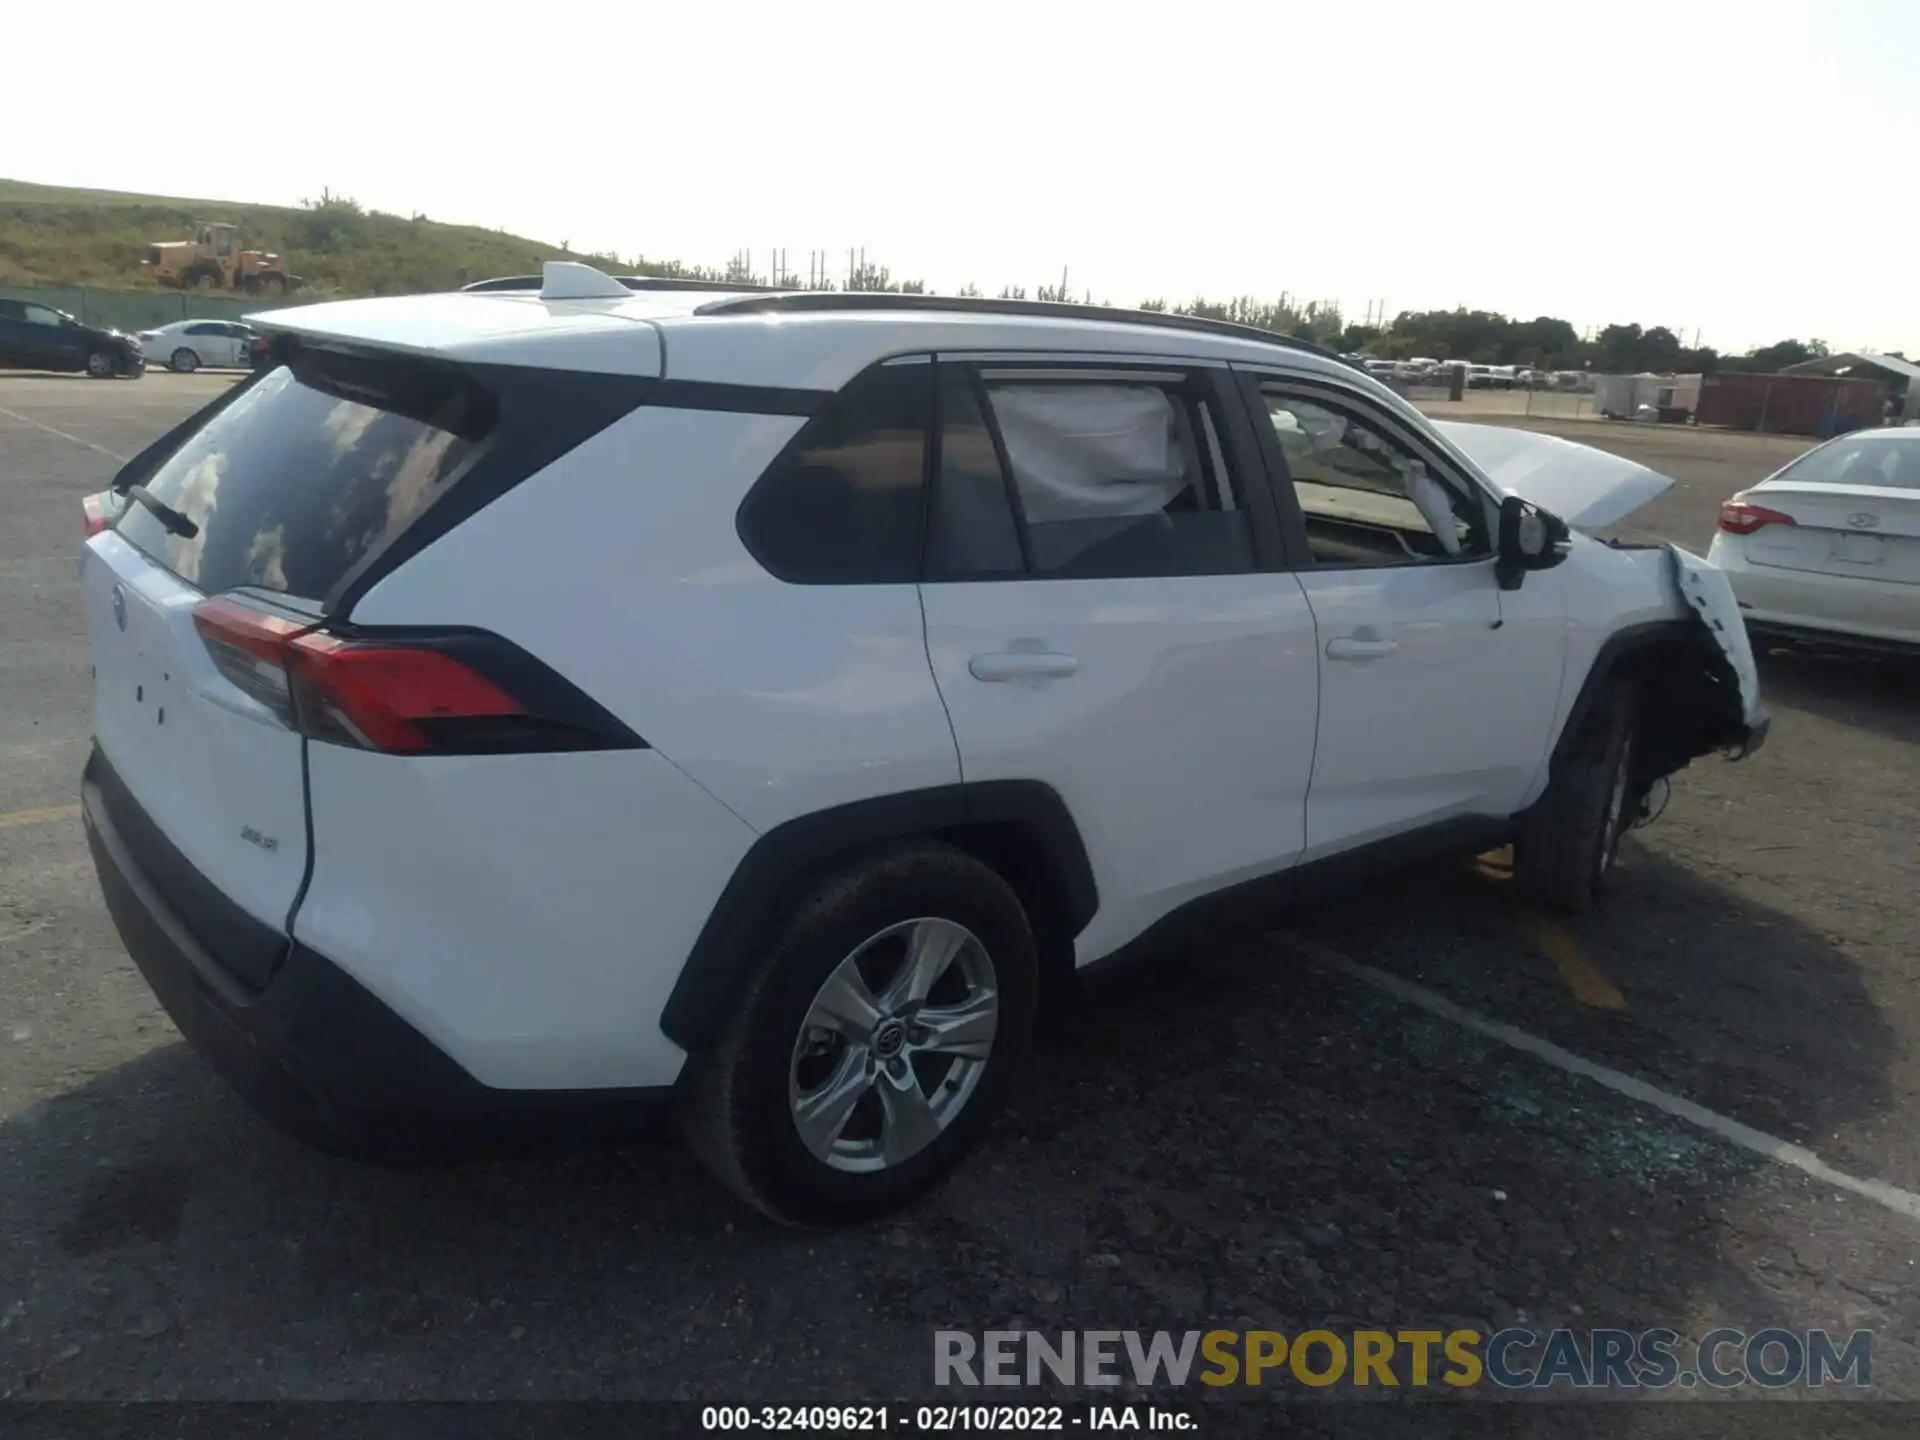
[1495,494,1571,591]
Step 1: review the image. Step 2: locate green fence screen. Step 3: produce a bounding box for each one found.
[0,282,311,333]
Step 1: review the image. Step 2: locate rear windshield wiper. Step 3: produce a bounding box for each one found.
[124,485,199,540]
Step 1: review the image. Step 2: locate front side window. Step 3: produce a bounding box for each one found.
[1262,387,1490,566]
[735,361,930,584]
[23,306,63,328]
[953,372,1253,580]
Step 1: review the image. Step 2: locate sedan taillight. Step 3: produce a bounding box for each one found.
[82,490,125,538]
[1718,500,1797,536]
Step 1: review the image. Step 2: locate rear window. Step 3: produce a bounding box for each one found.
[115,353,496,599]
[1775,435,1920,491]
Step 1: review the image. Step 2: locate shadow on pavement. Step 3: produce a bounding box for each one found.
[0,848,1903,1418]
[1284,842,1898,1175]
[1756,646,1920,747]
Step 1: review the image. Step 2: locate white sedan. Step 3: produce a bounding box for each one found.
[134,319,256,373]
[1709,427,1920,653]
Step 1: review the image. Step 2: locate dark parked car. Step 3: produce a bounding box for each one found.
[0,299,145,378]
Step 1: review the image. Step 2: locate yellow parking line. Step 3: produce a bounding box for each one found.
[1474,845,1514,881]
[1524,916,1626,1011]
[0,805,80,831]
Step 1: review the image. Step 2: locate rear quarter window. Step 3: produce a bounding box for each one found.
[735,361,931,584]
[114,353,496,600]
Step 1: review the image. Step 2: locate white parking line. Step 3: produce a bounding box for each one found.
[0,404,129,464]
[1280,933,1920,1224]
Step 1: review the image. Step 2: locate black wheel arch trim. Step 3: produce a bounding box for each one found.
[1549,618,1753,779]
[1551,622,1681,768]
[659,780,1096,1053]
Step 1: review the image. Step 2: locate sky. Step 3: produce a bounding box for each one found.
[5,0,1916,354]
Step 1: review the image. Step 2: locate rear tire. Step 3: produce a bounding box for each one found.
[1515,682,1639,914]
[679,841,1038,1228]
[170,348,199,374]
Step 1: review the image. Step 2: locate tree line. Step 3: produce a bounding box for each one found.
[1326,309,1848,375]
[287,196,1860,374]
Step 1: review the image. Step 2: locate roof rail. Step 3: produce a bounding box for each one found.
[453,273,1357,368]
[460,273,785,295]
[691,291,1351,364]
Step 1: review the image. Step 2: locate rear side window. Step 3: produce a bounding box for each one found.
[114,352,495,600]
[975,374,1253,579]
[736,361,930,584]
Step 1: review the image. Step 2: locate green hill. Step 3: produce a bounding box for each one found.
[0,178,697,297]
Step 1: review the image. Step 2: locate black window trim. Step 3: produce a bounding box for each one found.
[919,360,1029,583]
[1234,367,1502,575]
[966,364,1038,575]
[923,355,1290,582]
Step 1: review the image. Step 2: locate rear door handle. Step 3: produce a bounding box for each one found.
[1325,636,1399,661]
[969,651,1079,682]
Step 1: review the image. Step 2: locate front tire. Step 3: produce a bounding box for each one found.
[679,842,1038,1227]
[170,347,199,374]
[85,350,115,379]
[1515,682,1639,913]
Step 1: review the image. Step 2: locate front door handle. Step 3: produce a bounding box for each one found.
[969,651,1079,682]
[1325,636,1399,661]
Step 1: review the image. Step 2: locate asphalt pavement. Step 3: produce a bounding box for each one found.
[3,373,1918,1432]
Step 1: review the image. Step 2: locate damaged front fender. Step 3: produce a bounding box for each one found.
[1663,543,1769,759]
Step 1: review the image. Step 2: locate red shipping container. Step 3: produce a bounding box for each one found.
[1696,372,1886,437]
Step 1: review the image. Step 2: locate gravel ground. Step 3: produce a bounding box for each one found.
[2,373,1917,1433]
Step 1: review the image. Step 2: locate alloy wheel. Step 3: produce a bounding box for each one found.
[788,918,998,1174]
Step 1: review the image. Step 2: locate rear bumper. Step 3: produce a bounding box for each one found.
[82,746,669,1162]
[1710,540,1920,649]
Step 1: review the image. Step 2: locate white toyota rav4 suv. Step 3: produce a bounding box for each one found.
[80,263,1767,1225]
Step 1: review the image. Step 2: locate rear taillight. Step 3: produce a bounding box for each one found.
[191,597,311,727]
[1718,500,1797,535]
[286,634,524,752]
[82,490,125,538]
[191,596,639,755]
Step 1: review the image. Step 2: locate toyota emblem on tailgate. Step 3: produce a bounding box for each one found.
[1848,512,1881,529]
[111,583,128,631]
